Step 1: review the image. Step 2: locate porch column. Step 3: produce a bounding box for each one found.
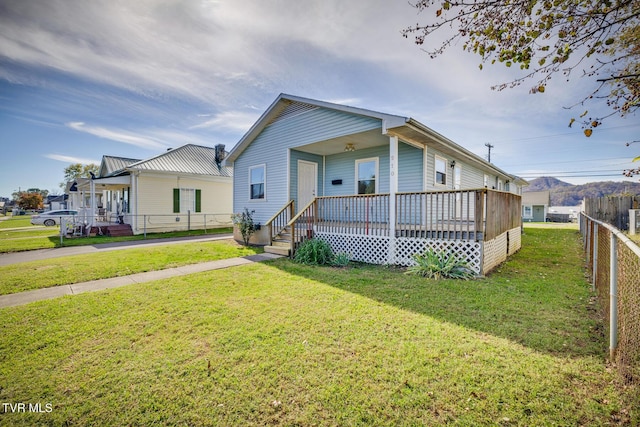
[90,178,96,229]
[388,135,398,264]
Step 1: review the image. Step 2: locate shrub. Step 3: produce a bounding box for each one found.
[231,208,257,246]
[405,248,475,280]
[294,238,334,265]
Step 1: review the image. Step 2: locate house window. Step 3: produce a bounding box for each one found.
[435,156,447,186]
[173,188,201,213]
[249,164,266,200]
[523,205,532,218]
[356,158,378,194]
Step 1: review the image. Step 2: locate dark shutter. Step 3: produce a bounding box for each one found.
[173,188,180,213]
[195,189,201,213]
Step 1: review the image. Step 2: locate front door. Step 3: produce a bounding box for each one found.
[297,160,317,209]
[533,205,545,222]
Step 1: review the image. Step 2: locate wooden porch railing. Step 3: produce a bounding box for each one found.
[315,194,391,236]
[287,199,317,254]
[396,189,483,240]
[266,199,294,242]
[287,189,522,256]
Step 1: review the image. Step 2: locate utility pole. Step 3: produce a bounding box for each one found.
[485,143,494,163]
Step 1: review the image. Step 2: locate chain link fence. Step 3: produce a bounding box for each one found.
[581,213,640,385]
[59,212,233,241]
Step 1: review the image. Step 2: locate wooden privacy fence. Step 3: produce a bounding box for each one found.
[581,213,640,385]
[584,195,640,231]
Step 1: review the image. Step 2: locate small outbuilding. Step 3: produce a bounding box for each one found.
[522,191,550,222]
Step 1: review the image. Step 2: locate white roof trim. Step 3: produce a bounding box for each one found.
[225,93,408,163]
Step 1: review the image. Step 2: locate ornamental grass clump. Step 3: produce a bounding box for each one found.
[293,238,334,265]
[294,238,351,267]
[406,248,475,280]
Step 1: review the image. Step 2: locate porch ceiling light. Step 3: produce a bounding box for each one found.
[344,143,356,152]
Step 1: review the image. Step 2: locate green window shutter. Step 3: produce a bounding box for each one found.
[195,189,201,212]
[126,187,131,213]
[173,188,180,213]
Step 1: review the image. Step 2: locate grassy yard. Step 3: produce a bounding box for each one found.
[0,240,262,295]
[0,215,233,253]
[0,228,637,425]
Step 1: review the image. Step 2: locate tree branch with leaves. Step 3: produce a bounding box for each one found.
[402,0,640,136]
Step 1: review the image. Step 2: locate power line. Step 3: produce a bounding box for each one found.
[501,157,633,168]
[486,123,640,144]
[518,173,631,179]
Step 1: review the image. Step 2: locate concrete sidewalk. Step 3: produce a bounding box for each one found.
[0,233,234,266]
[0,253,282,309]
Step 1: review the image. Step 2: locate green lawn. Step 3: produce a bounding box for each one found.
[0,215,233,253]
[0,228,637,425]
[0,240,262,295]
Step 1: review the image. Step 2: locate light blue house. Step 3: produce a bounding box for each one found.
[226,94,527,275]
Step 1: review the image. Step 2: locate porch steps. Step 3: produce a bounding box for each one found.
[105,224,134,237]
[264,241,291,256]
[264,225,292,256]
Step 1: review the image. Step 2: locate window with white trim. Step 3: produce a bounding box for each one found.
[249,164,266,200]
[523,205,532,218]
[356,158,378,194]
[181,188,195,213]
[435,156,447,186]
[173,188,201,213]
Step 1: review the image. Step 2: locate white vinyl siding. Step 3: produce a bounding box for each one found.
[233,107,380,223]
[135,174,232,216]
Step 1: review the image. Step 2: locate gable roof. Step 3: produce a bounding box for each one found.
[226,94,526,184]
[127,144,232,177]
[99,156,141,178]
[226,93,408,163]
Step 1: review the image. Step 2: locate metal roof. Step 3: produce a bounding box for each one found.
[127,144,232,177]
[99,156,141,178]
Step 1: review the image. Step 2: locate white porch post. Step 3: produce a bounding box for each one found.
[388,135,398,264]
[90,179,96,229]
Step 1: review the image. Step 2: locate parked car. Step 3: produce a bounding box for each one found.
[30,210,78,226]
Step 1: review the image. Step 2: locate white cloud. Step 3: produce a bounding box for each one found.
[189,111,261,132]
[45,154,100,165]
[66,122,167,149]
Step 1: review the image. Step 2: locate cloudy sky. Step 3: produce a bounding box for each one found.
[1,0,638,198]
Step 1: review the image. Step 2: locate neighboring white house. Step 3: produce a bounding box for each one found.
[68,144,233,235]
[225,94,528,275]
[522,191,550,222]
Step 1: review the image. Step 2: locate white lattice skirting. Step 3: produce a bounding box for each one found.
[315,232,390,265]
[315,231,484,275]
[482,227,522,274]
[395,238,482,274]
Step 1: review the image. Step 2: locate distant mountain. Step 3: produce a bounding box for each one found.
[524,177,640,206]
